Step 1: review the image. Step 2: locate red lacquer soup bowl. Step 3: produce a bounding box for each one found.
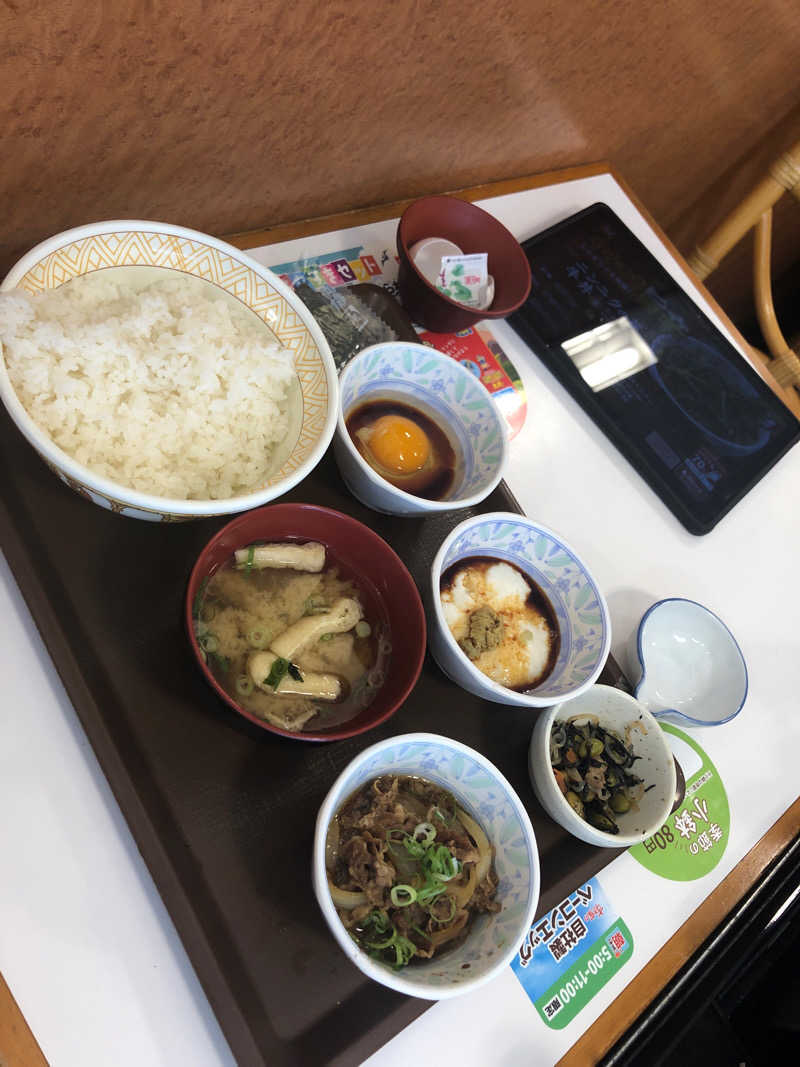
[185,503,426,741]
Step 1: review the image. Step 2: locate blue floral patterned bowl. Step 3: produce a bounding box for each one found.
[428,513,611,708]
[312,732,540,999]
[333,341,507,516]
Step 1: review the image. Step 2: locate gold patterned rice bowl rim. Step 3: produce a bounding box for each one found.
[0,221,338,521]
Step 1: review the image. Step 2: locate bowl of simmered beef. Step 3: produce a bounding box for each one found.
[313,732,540,998]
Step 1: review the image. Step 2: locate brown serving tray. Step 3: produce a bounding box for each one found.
[0,409,626,1067]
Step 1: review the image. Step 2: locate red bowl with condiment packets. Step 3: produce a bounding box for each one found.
[186,503,425,741]
[396,195,532,332]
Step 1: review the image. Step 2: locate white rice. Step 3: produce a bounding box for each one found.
[0,270,297,500]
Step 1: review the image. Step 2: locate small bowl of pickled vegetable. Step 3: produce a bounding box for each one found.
[313,732,540,998]
[528,685,676,848]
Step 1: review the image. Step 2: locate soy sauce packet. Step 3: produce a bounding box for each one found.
[437,252,490,308]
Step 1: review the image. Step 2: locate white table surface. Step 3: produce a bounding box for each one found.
[2,173,799,1066]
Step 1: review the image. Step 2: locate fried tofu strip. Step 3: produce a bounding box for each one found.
[247,651,341,701]
[270,597,362,661]
[234,542,326,572]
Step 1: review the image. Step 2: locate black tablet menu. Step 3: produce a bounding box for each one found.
[507,203,799,534]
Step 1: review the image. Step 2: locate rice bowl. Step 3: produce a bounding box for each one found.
[0,269,299,500]
[0,220,338,521]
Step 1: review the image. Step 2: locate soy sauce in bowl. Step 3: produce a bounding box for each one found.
[345,399,456,500]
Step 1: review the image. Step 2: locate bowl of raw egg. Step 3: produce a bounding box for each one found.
[333,341,508,516]
[428,513,612,708]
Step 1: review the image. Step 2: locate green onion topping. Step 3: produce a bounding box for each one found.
[412,822,436,847]
[199,633,219,653]
[355,620,372,638]
[366,929,396,950]
[390,884,417,907]
[391,934,417,969]
[424,844,461,882]
[359,910,418,968]
[416,880,447,905]
[430,794,456,825]
[401,833,427,859]
[360,909,396,949]
[385,828,407,853]
[245,544,255,576]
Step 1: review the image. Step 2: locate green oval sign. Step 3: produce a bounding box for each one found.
[630,724,729,881]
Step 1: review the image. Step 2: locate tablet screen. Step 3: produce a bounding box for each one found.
[507,204,799,533]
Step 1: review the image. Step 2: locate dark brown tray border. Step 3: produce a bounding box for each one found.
[0,171,638,1063]
[0,484,269,1065]
[1,458,628,1067]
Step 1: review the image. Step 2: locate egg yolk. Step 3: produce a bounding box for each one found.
[367,415,431,473]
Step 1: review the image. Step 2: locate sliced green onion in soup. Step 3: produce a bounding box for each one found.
[355,620,372,638]
[263,656,290,690]
[209,651,230,674]
[247,628,268,649]
[199,633,219,653]
[235,675,254,697]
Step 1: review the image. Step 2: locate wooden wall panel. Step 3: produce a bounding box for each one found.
[2,0,799,318]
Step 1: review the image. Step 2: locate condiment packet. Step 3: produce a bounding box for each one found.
[437,252,490,309]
